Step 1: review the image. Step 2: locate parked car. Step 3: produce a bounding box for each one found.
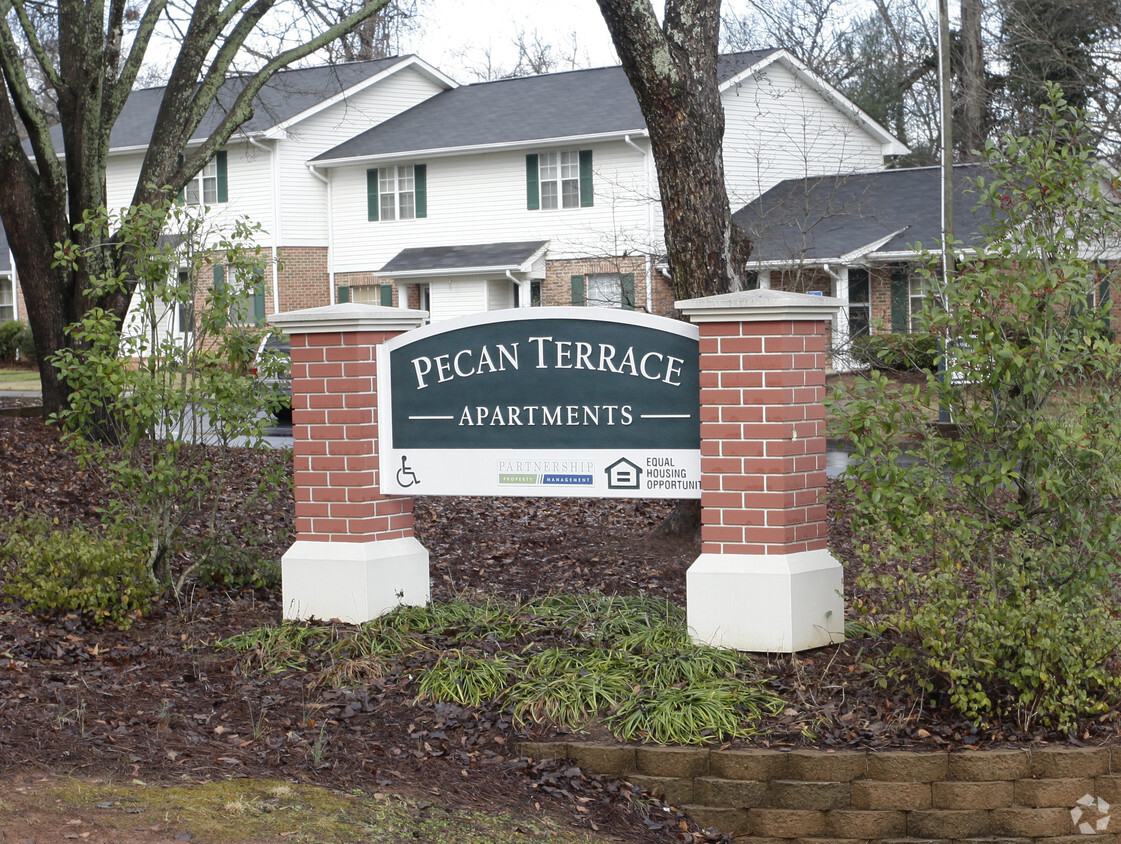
[253,333,291,423]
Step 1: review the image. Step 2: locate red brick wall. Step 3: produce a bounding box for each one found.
[277,247,329,312]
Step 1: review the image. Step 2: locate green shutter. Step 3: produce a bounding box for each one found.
[252,268,266,324]
[570,274,585,306]
[621,272,635,310]
[380,284,393,307]
[336,285,350,303]
[890,268,908,333]
[366,169,379,221]
[414,164,427,218]
[213,264,225,291]
[526,154,540,210]
[215,150,228,203]
[579,149,594,207]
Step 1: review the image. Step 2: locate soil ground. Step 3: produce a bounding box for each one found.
[2,400,1119,843]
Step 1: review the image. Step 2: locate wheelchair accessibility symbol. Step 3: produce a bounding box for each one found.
[396,456,419,488]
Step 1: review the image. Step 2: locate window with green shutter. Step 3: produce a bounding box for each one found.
[529,150,592,210]
[586,272,633,309]
[366,169,379,221]
[184,153,227,206]
[370,164,423,221]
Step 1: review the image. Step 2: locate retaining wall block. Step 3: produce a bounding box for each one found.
[746,807,827,837]
[850,779,933,810]
[708,748,789,780]
[987,806,1077,837]
[1093,774,1121,803]
[517,741,570,761]
[692,776,767,808]
[677,805,750,835]
[766,779,851,810]
[566,743,635,777]
[948,750,1030,781]
[1031,747,1111,779]
[635,746,709,778]
[867,751,949,782]
[1014,776,1097,808]
[907,808,992,838]
[931,780,1014,809]
[786,749,868,781]
[625,774,693,806]
[823,807,907,838]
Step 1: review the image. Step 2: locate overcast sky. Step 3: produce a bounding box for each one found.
[409,0,622,78]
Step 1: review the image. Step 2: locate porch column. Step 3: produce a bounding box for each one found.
[268,303,429,623]
[676,289,844,652]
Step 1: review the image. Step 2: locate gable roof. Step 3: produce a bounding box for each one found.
[101,55,454,152]
[312,50,784,165]
[733,165,992,266]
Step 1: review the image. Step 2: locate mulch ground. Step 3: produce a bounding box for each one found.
[2,408,1120,843]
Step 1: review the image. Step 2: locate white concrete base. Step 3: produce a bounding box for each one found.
[686,548,844,652]
[281,537,430,623]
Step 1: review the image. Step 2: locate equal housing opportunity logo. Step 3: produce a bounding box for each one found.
[1072,793,1112,834]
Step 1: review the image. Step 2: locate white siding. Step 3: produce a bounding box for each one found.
[102,64,446,250]
[721,61,886,209]
[428,277,488,321]
[278,67,448,246]
[330,139,658,275]
[486,278,515,310]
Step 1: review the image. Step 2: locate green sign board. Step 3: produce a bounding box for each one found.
[377,308,701,498]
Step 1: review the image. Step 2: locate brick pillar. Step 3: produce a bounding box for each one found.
[269,303,429,623]
[677,290,844,652]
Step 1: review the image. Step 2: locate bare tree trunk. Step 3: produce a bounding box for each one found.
[960,0,987,159]
[594,0,752,301]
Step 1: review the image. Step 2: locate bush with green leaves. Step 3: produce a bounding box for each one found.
[850,332,939,371]
[832,86,1121,731]
[2,515,155,628]
[50,199,290,596]
[0,320,35,363]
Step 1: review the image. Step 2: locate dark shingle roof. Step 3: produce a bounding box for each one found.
[733,165,992,264]
[379,241,548,274]
[315,50,778,162]
[105,57,409,150]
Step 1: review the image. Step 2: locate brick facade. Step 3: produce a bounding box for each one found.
[276,247,329,312]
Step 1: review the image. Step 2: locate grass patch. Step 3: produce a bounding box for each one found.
[221,593,784,745]
[0,366,40,390]
[38,777,603,843]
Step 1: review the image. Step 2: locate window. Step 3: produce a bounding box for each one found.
[0,276,13,322]
[367,165,427,221]
[571,273,635,310]
[909,275,927,331]
[848,269,870,337]
[526,151,593,210]
[176,270,193,334]
[350,284,394,306]
[183,151,228,206]
[213,264,264,326]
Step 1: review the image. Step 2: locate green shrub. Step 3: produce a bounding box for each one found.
[2,517,155,628]
[0,320,34,364]
[871,562,1121,731]
[850,332,939,371]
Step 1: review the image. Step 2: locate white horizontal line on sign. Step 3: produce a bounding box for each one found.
[640,414,692,419]
[409,415,456,420]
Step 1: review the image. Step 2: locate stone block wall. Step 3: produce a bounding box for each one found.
[520,741,1121,840]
